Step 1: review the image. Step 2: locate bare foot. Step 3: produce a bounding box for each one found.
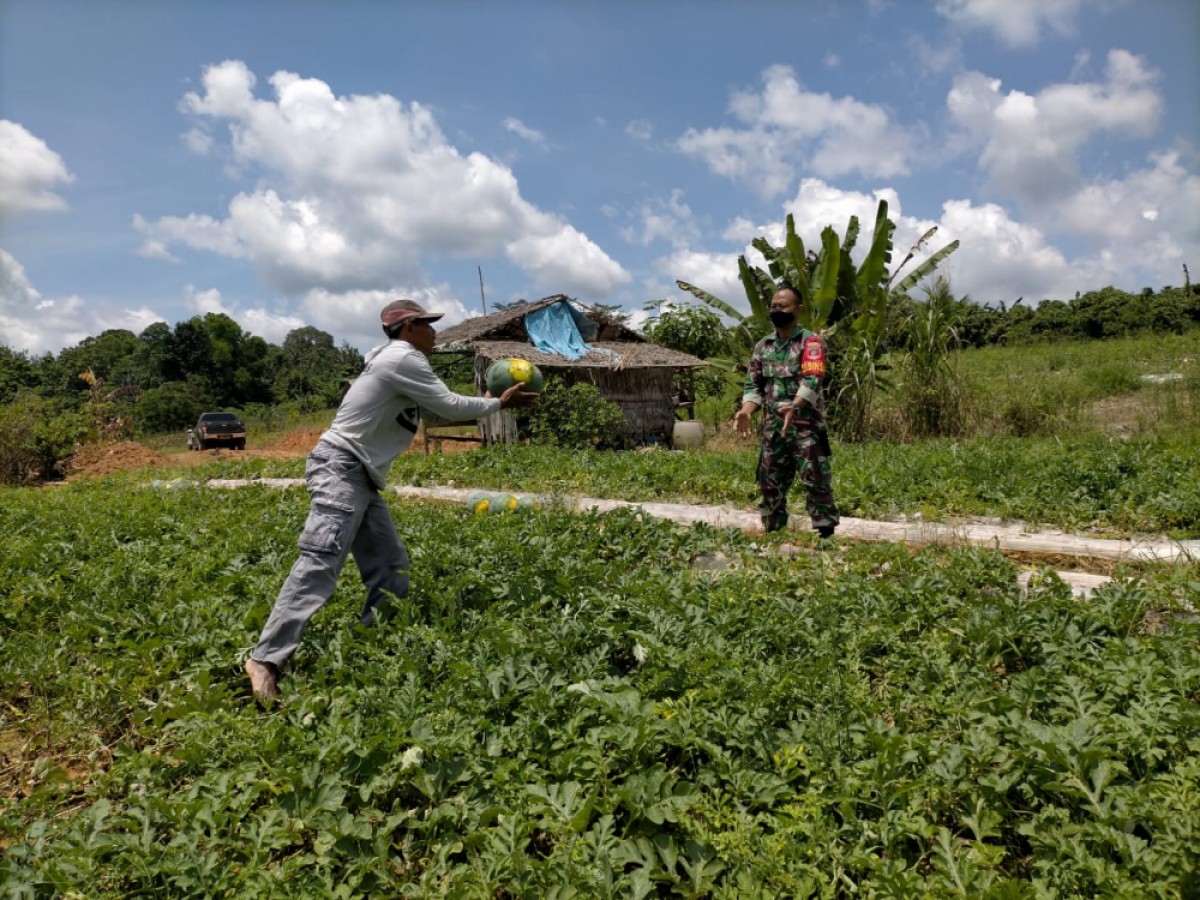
[245,658,280,700]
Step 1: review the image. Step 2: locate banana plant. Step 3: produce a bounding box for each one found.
[675,199,959,439]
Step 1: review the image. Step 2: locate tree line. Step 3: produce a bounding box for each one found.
[648,282,1200,365]
[0,314,364,482]
[1,313,364,429]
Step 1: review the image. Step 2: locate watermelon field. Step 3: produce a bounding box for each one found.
[2,443,1199,897]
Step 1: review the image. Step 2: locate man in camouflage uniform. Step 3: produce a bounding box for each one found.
[734,285,840,536]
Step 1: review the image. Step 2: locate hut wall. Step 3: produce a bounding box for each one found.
[561,367,677,446]
[472,350,679,446]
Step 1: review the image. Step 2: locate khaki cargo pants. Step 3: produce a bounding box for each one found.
[251,442,409,668]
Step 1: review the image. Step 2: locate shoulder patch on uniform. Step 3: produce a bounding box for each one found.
[801,334,826,376]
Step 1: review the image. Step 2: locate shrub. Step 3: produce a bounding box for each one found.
[0,394,87,485]
[526,378,625,449]
[995,385,1076,437]
[1089,360,1142,396]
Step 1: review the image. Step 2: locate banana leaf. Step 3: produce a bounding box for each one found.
[888,226,939,287]
[750,239,788,290]
[890,240,960,296]
[737,257,762,313]
[841,214,860,257]
[856,199,894,303]
[740,260,776,328]
[676,279,741,321]
[803,226,841,331]
[783,228,808,301]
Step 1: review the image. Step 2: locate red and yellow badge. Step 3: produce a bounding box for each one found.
[800,335,826,376]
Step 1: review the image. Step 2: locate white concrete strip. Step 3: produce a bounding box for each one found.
[208,477,305,489]
[205,479,1200,565]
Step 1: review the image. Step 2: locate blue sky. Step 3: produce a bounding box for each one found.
[2,0,1197,356]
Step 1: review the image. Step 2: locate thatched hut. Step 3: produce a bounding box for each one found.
[434,295,706,446]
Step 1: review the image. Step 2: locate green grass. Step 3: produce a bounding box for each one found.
[151,427,1200,539]
[2,481,1198,895]
[868,330,1200,441]
[957,331,1199,398]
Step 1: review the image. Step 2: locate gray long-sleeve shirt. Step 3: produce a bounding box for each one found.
[321,339,500,489]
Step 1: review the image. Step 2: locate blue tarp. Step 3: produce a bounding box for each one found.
[524,300,595,360]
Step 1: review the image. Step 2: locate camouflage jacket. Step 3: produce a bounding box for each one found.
[742,326,829,431]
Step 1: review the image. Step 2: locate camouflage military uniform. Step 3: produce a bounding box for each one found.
[743,325,839,533]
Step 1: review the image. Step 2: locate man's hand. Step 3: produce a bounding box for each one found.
[780,403,796,433]
[733,402,757,437]
[780,397,807,433]
[498,382,540,409]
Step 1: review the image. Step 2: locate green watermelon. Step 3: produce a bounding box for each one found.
[467,490,495,515]
[485,358,544,395]
[466,491,533,515]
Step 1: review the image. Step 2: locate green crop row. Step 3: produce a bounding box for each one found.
[158,427,1200,539]
[2,481,1198,896]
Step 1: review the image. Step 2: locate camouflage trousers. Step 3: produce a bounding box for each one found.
[756,427,839,533]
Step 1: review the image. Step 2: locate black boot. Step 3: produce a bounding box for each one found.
[762,514,788,533]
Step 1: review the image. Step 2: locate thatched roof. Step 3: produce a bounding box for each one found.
[463,340,703,370]
[435,294,704,369]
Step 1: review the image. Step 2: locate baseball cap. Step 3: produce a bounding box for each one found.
[380,299,445,328]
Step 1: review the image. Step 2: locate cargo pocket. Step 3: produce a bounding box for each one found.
[297,491,356,556]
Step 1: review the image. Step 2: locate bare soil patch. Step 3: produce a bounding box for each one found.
[65,440,173,478]
[261,429,324,454]
[1089,394,1142,436]
[64,427,479,479]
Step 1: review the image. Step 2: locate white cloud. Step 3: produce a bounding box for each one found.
[0,120,74,215]
[302,285,473,353]
[1069,48,1092,81]
[823,53,841,69]
[0,248,51,352]
[676,126,795,199]
[620,189,699,248]
[626,119,654,142]
[506,223,631,296]
[656,179,1108,317]
[940,49,1194,288]
[783,179,906,252]
[677,64,912,198]
[1055,151,1200,279]
[660,247,747,318]
[137,61,629,298]
[0,248,164,355]
[503,117,545,144]
[103,306,168,337]
[948,50,1161,206]
[134,237,181,262]
[780,183,1084,303]
[182,128,214,154]
[720,216,759,244]
[936,199,1078,302]
[935,0,1085,47]
[905,33,963,76]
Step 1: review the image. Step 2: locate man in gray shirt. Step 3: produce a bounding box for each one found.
[245,299,538,700]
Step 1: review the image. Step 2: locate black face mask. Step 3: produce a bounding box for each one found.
[768,309,796,328]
